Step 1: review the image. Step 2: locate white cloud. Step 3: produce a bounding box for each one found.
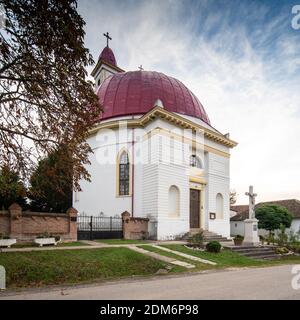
[78,0,300,204]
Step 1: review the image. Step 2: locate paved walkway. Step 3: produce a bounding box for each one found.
[151,245,216,265]
[1,265,299,300]
[129,245,195,268]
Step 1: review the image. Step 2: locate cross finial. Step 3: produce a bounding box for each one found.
[103,32,112,47]
[138,65,144,71]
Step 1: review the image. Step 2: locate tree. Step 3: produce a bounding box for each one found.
[230,189,237,205]
[28,146,73,212]
[0,165,27,209]
[255,204,293,234]
[0,0,100,190]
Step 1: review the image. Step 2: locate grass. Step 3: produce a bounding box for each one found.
[95,239,151,245]
[160,244,300,268]
[57,241,90,247]
[0,247,170,288]
[5,241,89,249]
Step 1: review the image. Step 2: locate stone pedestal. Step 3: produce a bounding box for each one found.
[243,218,259,246]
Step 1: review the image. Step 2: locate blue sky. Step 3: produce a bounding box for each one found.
[78,0,300,204]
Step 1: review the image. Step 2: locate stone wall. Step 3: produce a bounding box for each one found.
[122,211,149,240]
[0,203,77,242]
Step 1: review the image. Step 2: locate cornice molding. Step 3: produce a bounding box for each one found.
[89,106,238,149]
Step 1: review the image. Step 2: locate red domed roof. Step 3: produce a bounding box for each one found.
[97,71,210,124]
[99,46,117,66]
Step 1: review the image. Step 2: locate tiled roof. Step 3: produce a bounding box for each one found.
[230,199,300,221]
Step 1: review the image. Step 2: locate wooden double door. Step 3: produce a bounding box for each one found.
[190,189,201,228]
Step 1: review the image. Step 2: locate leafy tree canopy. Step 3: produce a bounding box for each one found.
[28,146,73,212]
[0,0,100,190]
[256,204,293,232]
[0,165,27,209]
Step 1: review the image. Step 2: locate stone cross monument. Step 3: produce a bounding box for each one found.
[245,185,257,219]
[243,186,260,246]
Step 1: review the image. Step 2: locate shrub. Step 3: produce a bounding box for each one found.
[276,224,288,246]
[287,244,300,254]
[0,233,10,240]
[189,231,204,247]
[275,247,290,255]
[259,235,265,245]
[206,241,221,253]
[234,234,244,240]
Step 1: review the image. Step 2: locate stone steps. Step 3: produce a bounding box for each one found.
[182,230,231,242]
[230,245,279,260]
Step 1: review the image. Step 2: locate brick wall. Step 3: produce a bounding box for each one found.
[0,203,77,242]
[122,211,149,240]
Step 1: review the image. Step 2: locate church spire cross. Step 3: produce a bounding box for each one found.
[103,32,112,47]
[245,185,257,219]
[138,65,144,71]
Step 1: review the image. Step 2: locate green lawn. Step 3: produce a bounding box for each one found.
[0,247,169,288]
[57,241,90,247]
[8,241,89,248]
[96,239,151,245]
[161,244,300,268]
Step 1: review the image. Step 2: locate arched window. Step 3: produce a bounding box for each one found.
[216,193,224,219]
[190,155,203,168]
[168,185,180,217]
[119,151,130,196]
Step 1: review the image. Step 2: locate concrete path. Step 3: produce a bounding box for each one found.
[1,265,300,300]
[151,245,216,265]
[129,245,195,269]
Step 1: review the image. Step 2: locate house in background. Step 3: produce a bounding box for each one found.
[230,199,300,236]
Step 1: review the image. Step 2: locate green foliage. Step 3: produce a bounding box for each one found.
[275,247,290,255]
[266,232,276,245]
[287,244,300,254]
[288,229,300,245]
[0,165,27,210]
[259,235,265,245]
[0,233,10,239]
[234,234,244,240]
[206,241,221,253]
[188,231,204,247]
[277,224,288,246]
[256,204,293,232]
[28,147,72,212]
[1,0,100,190]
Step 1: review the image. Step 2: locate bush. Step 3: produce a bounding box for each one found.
[234,234,244,240]
[206,241,221,253]
[276,224,288,246]
[259,235,265,245]
[275,247,290,255]
[189,231,204,247]
[287,244,300,254]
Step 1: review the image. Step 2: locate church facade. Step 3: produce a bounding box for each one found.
[73,40,237,240]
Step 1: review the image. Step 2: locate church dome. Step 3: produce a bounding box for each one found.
[99,46,117,66]
[97,70,210,124]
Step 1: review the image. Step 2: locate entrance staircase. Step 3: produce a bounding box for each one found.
[229,245,279,260]
[182,229,232,242]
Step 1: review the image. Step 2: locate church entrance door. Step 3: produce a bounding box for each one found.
[190,189,200,229]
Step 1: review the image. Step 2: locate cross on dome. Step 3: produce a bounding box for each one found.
[103,32,112,47]
[138,65,144,71]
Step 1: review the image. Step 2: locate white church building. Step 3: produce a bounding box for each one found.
[74,37,237,240]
